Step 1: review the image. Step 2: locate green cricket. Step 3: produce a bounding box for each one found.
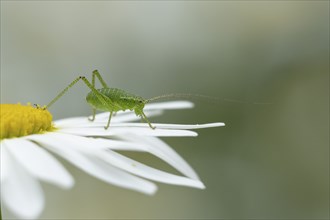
[43,70,170,130]
[40,70,268,130]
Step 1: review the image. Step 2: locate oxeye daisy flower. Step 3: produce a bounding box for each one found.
[0,100,224,219]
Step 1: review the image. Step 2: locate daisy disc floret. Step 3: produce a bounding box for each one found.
[0,103,54,139]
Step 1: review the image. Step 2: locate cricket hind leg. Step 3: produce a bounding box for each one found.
[140,111,156,129]
[92,70,108,88]
[90,70,109,120]
[79,76,115,126]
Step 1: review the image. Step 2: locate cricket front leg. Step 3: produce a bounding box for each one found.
[104,111,113,129]
[141,111,156,129]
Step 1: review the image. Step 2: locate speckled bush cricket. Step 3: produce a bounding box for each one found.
[42,70,270,130]
[43,70,167,129]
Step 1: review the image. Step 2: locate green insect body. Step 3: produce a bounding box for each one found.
[45,70,155,129]
[41,70,265,129]
[86,88,145,113]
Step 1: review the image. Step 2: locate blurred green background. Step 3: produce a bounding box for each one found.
[1,1,329,219]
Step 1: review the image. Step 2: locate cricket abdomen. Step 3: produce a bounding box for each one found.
[86,88,146,113]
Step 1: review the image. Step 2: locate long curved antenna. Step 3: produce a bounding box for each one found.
[146,93,272,105]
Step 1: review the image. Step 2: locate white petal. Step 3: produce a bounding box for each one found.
[4,138,74,189]
[91,110,163,122]
[54,110,163,127]
[32,133,205,189]
[144,101,194,110]
[0,141,11,182]
[97,149,205,189]
[70,122,225,129]
[53,116,93,126]
[57,127,198,137]
[121,135,200,180]
[91,100,194,119]
[1,144,44,219]
[83,156,158,195]
[57,121,225,129]
[31,133,199,180]
[90,139,146,151]
[111,110,163,122]
[114,122,225,129]
[28,133,147,151]
[27,134,157,195]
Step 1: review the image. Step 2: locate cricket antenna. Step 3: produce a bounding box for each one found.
[146,93,193,103]
[146,93,272,105]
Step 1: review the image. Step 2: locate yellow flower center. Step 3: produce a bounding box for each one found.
[0,103,54,140]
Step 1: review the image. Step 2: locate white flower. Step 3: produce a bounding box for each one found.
[0,101,225,219]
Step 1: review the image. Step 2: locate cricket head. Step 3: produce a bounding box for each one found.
[133,98,146,110]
